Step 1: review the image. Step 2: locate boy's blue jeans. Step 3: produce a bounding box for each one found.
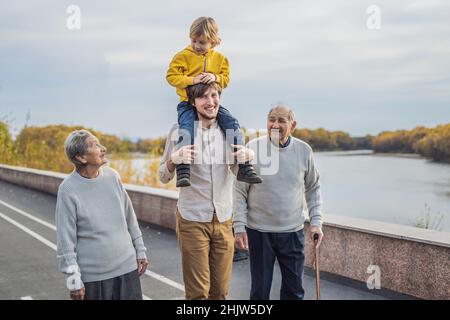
[247,227,305,300]
[177,101,244,147]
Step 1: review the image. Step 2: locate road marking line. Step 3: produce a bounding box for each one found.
[0,200,186,293]
[0,211,166,297]
[0,200,56,231]
[0,212,57,251]
[20,296,33,300]
[145,270,185,292]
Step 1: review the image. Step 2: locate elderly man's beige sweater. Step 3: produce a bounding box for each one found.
[233,136,323,233]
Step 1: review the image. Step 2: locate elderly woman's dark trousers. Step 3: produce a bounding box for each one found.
[247,227,305,300]
[83,269,143,300]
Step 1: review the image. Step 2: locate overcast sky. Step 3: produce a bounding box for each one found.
[1,0,449,139]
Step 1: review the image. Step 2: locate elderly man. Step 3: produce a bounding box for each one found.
[56,130,148,300]
[233,105,324,300]
[158,82,254,300]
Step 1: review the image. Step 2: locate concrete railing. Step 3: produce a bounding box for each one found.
[0,164,449,300]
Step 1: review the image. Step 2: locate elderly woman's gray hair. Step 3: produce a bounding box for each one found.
[64,130,95,167]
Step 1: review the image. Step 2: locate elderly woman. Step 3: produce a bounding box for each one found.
[56,130,148,300]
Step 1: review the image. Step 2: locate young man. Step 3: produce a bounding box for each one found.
[158,82,254,299]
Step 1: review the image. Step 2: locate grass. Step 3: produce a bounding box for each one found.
[411,203,444,231]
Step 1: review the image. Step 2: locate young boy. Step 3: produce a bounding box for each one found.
[166,16,262,187]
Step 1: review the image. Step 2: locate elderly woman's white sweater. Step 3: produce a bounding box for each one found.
[56,166,146,284]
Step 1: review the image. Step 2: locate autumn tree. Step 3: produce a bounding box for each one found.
[0,121,15,164]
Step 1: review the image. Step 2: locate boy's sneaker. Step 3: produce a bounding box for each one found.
[237,163,263,184]
[176,164,191,187]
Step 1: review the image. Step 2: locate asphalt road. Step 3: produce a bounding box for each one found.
[0,180,412,300]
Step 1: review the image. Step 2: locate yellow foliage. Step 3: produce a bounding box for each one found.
[0,122,16,164]
[373,124,449,162]
[14,125,81,173]
[4,121,448,189]
[108,155,177,190]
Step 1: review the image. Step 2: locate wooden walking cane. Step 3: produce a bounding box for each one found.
[313,233,321,300]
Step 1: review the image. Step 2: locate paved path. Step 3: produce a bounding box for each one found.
[0,180,413,300]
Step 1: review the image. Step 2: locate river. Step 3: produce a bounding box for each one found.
[112,151,450,232]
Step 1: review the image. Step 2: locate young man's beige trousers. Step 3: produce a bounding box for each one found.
[176,211,234,300]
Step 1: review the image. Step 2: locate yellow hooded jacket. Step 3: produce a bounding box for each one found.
[166,45,230,102]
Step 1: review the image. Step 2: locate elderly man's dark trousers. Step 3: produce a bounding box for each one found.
[247,227,305,300]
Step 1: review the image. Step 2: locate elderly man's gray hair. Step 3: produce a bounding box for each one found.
[268,105,296,122]
[64,130,95,167]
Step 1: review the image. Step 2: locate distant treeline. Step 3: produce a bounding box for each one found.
[241,127,374,151]
[371,124,450,162]
[292,128,373,151]
[1,123,449,175]
[0,124,166,173]
[246,124,449,163]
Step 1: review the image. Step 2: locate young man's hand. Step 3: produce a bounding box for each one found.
[231,145,255,164]
[170,145,196,164]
